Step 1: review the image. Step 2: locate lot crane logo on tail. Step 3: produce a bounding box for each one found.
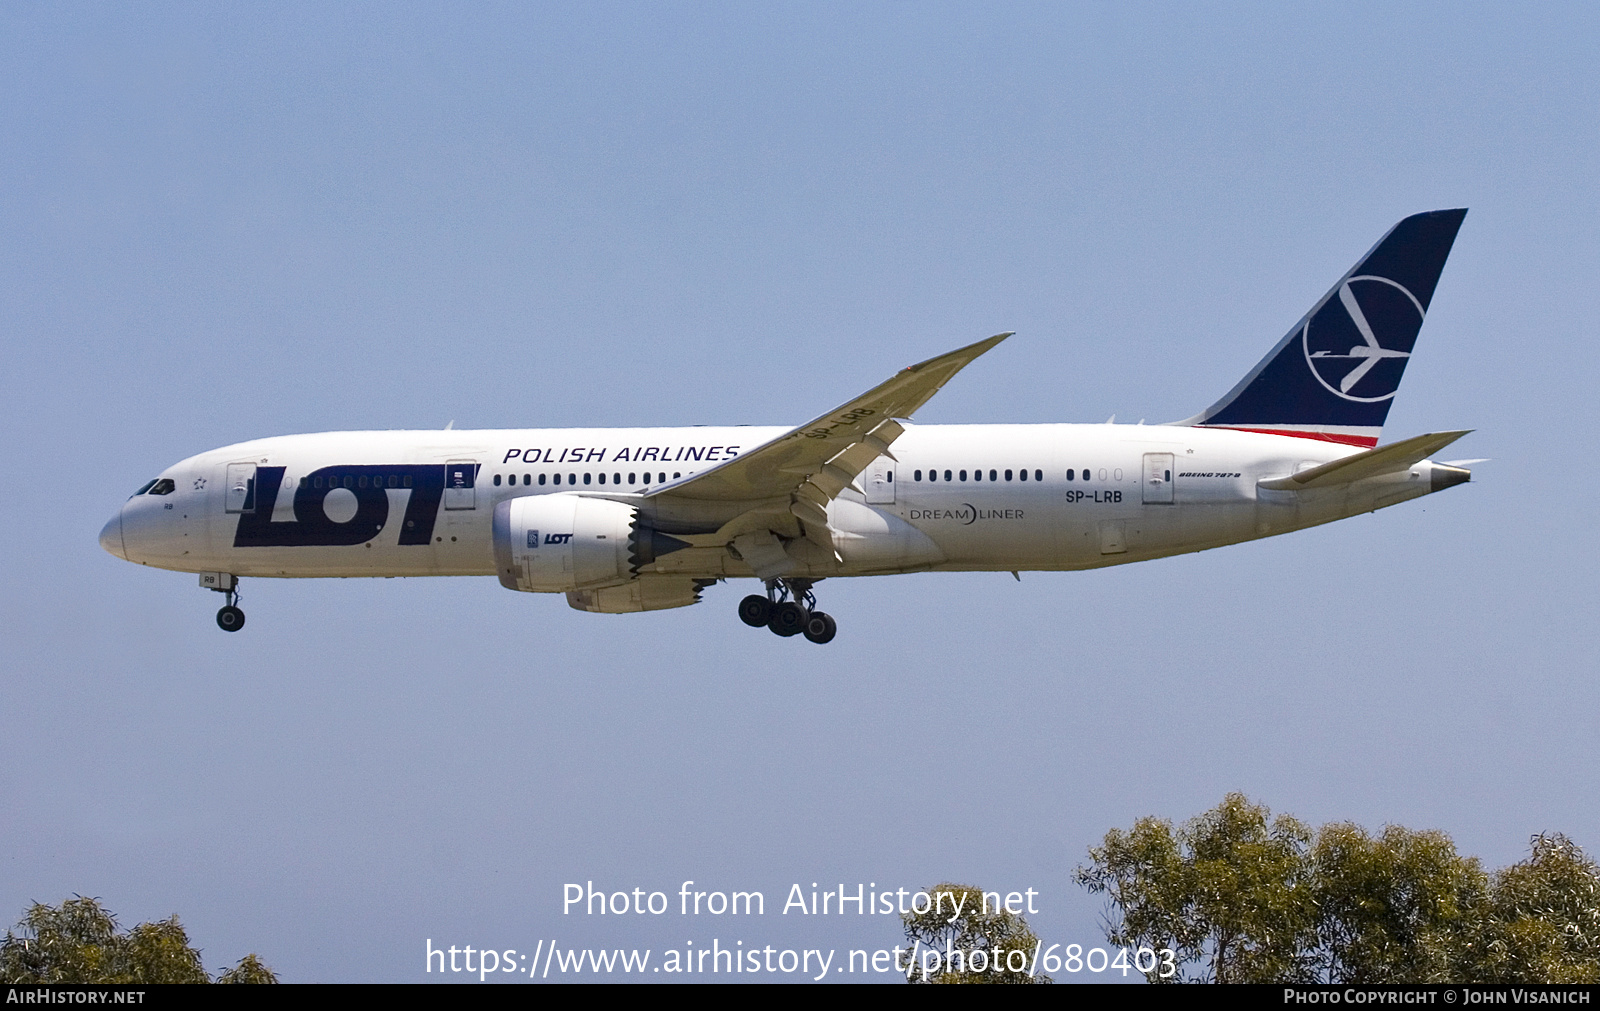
[1303,275,1425,403]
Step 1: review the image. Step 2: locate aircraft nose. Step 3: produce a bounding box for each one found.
[99,508,126,560]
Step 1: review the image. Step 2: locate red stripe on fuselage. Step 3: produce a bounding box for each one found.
[1196,426,1379,448]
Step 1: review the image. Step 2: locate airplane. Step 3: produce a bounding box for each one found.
[100,209,1474,644]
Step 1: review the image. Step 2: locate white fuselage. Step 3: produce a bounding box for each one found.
[102,423,1449,584]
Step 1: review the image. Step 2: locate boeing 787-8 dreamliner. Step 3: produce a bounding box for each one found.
[101,210,1474,643]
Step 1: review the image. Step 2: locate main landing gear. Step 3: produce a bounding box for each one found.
[203,573,245,632]
[738,579,836,644]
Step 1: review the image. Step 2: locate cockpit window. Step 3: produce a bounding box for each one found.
[146,478,176,496]
[131,479,158,498]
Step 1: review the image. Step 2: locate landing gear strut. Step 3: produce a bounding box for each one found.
[737,579,835,644]
[203,573,245,632]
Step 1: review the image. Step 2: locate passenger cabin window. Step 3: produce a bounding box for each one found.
[538,474,546,485]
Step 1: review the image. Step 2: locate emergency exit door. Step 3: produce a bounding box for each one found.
[1143,453,1174,504]
[864,457,895,504]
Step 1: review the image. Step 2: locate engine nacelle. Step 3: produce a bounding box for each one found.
[493,494,636,592]
[493,494,694,593]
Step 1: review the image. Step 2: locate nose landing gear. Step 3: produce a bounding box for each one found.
[201,573,245,632]
[738,580,835,644]
[216,602,245,632]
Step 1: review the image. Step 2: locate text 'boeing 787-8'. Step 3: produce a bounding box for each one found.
[101,210,1475,643]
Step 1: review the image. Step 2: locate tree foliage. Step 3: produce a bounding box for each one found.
[1073,794,1313,982]
[0,897,277,984]
[1076,795,1600,984]
[901,883,1051,983]
[1446,833,1600,984]
[1306,821,1484,983]
[216,953,280,984]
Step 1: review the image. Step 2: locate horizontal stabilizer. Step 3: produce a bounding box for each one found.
[1258,430,1471,491]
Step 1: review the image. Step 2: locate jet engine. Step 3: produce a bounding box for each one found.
[492,494,690,593]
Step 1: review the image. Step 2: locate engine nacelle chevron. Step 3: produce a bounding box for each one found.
[492,495,691,593]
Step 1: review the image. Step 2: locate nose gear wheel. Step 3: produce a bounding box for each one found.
[208,579,246,632]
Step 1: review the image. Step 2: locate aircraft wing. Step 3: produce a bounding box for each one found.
[652,333,1009,503]
[1258,430,1472,490]
[644,333,1009,574]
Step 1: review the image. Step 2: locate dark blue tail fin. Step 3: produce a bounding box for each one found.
[1181,209,1467,447]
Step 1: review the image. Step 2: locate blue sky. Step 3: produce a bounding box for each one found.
[2,3,1596,982]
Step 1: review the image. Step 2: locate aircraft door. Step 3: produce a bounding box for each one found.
[225,463,256,514]
[864,457,895,505]
[1143,453,1174,504]
[443,460,478,510]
